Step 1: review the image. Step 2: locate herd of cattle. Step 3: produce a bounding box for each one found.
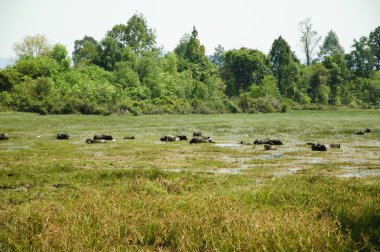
[0,128,374,151]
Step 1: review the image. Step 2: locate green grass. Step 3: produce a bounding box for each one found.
[0,109,379,251]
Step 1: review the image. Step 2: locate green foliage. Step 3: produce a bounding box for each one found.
[369,26,380,70]
[269,36,300,98]
[224,48,270,97]
[319,30,345,60]
[3,16,380,115]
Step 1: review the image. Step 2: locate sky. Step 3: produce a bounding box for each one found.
[0,0,379,64]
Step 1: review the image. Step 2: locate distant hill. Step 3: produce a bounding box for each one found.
[0,58,15,69]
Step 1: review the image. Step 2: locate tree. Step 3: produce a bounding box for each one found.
[269,36,300,97]
[309,63,330,103]
[106,14,156,54]
[51,44,70,71]
[299,18,321,65]
[125,14,156,53]
[369,26,380,70]
[95,37,123,71]
[223,48,270,96]
[13,34,50,58]
[72,36,98,67]
[346,36,376,78]
[319,30,344,60]
[210,44,225,67]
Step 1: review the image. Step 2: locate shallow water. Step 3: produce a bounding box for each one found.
[215,143,241,148]
[336,168,380,178]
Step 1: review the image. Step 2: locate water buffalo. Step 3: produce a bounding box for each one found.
[355,131,365,135]
[177,135,188,141]
[93,134,113,140]
[56,133,70,140]
[193,131,202,137]
[311,143,327,151]
[0,133,9,140]
[86,138,107,144]
[329,143,341,148]
[123,136,135,139]
[364,128,374,133]
[264,144,277,150]
[189,136,215,144]
[160,135,180,142]
[240,141,254,145]
[254,139,283,145]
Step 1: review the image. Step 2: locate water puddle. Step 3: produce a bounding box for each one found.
[273,168,304,176]
[215,143,241,148]
[336,168,380,178]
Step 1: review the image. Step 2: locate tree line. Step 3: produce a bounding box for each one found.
[0,14,379,115]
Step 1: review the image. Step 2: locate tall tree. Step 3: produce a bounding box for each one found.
[51,44,70,71]
[210,44,225,67]
[319,30,344,60]
[72,36,98,67]
[346,36,376,78]
[223,48,270,96]
[369,26,380,70]
[299,18,321,65]
[13,34,50,58]
[269,36,300,97]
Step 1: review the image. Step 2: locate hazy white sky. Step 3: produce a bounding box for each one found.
[0,0,379,62]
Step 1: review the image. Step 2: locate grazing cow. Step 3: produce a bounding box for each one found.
[330,143,341,148]
[86,138,107,144]
[311,143,327,151]
[123,136,135,139]
[160,135,180,142]
[56,133,70,140]
[0,133,9,140]
[254,139,283,145]
[364,128,374,133]
[177,135,188,141]
[93,134,113,140]
[193,131,202,137]
[264,144,277,150]
[189,136,215,144]
[240,141,254,145]
[355,131,365,135]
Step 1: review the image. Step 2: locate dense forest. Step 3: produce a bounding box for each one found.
[0,14,379,115]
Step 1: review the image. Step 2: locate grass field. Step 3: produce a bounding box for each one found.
[0,110,379,251]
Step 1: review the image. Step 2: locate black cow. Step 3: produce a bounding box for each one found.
[193,131,202,137]
[86,138,107,144]
[93,134,113,140]
[254,139,283,145]
[56,133,70,140]
[364,128,374,133]
[355,131,365,135]
[311,143,327,151]
[160,135,180,142]
[0,133,9,140]
[189,136,215,144]
[177,135,188,141]
[123,136,135,139]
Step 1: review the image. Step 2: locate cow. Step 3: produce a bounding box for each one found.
[193,131,202,137]
[189,136,215,144]
[355,131,365,135]
[177,135,188,141]
[56,133,70,140]
[254,139,283,145]
[264,144,277,150]
[329,143,341,148]
[160,135,180,142]
[93,134,113,140]
[240,141,254,145]
[0,133,9,140]
[86,138,107,144]
[123,136,136,140]
[311,143,327,151]
[364,128,374,133]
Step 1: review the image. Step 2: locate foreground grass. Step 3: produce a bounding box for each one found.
[0,110,379,251]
